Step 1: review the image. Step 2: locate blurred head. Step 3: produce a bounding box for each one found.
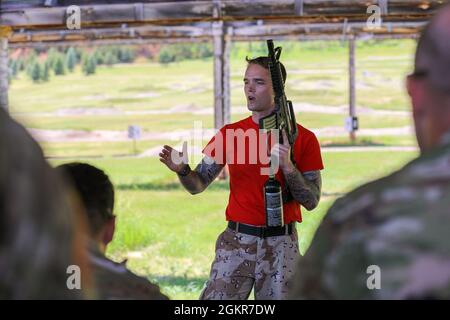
[56,163,115,253]
[244,56,287,116]
[406,3,450,153]
[0,109,91,299]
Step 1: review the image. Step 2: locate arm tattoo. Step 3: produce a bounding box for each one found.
[178,156,224,194]
[284,169,322,211]
[195,157,224,187]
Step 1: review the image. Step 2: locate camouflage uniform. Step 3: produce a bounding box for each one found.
[289,134,450,299]
[87,244,169,300]
[200,225,300,300]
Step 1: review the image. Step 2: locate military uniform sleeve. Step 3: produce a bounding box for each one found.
[288,187,378,299]
[124,271,170,300]
[288,217,336,299]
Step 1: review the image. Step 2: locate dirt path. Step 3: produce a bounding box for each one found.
[28,126,413,143]
[21,103,414,158]
[15,102,410,118]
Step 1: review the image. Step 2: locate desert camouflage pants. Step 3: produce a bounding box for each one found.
[199,224,299,300]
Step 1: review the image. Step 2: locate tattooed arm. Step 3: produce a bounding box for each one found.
[159,143,224,195]
[274,131,322,210]
[178,156,225,195]
[283,168,322,211]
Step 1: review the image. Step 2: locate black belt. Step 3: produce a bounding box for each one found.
[228,221,294,238]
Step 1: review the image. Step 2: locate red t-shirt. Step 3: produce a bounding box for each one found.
[203,116,324,226]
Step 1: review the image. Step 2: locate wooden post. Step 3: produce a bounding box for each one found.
[212,20,229,179]
[348,37,356,142]
[212,18,233,180]
[0,37,9,112]
[213,21,224,131]
[223,26,232,126]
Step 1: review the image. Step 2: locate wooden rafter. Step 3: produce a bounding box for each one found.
[1,1,443,28]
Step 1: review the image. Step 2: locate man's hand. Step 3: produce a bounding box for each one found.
[159,141,188,173]
[272,129,322,211]
[271,130,295,174]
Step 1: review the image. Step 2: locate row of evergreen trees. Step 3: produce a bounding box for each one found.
[158,43,213,64]
[9,46,136,83]
[8,43,215,83]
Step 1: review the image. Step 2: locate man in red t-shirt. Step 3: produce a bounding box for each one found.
[160,56,324,300]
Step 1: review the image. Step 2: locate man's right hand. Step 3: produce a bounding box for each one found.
[159,142,188,173]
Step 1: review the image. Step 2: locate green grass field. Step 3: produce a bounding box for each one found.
[41,140,167,158]
[9,39,420,299]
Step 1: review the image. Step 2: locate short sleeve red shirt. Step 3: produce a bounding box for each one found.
[203,116,324,226]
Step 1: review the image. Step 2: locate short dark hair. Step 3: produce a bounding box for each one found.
[245,56,287,83]
[56,162,114,236]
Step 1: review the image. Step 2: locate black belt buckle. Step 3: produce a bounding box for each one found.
[266,224,289,238]
[259,227,265,238]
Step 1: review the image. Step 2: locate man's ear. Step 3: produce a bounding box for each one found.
[102,216,116,247]
[407,75,428,116]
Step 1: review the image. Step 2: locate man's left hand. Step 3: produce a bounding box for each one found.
[271,130,296,174]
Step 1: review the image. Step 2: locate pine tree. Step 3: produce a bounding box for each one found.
[89,55,97,74]
[94,49,105,65]
[54,55,66,75]
[82,54,97,75]
[119,47,134,63]
[104,51,116,67]
[46,48,58,69]
[41,62,50,82]
[25,52,38,79]
[159,47,175,64]
[17,58,25,71]
[30,61,41,83]
[66,47,77,72]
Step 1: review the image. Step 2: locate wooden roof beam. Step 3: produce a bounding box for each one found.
[8,21,425,45]
[1,0,443,30]
[7,32,420,49]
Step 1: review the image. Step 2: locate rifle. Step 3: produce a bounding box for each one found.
[261,40,298,227]
[259,39,298,163]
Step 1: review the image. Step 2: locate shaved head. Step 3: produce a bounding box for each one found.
[408,3,450,153]
[415,3,450,93]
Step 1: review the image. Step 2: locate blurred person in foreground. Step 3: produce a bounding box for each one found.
[289,3,450,300]
[0,108,93,299]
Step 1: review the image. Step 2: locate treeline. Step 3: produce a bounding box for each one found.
[158,43,213,64]
[8,43,214,84]
[8,40,407,84]
[9,46,136,83]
